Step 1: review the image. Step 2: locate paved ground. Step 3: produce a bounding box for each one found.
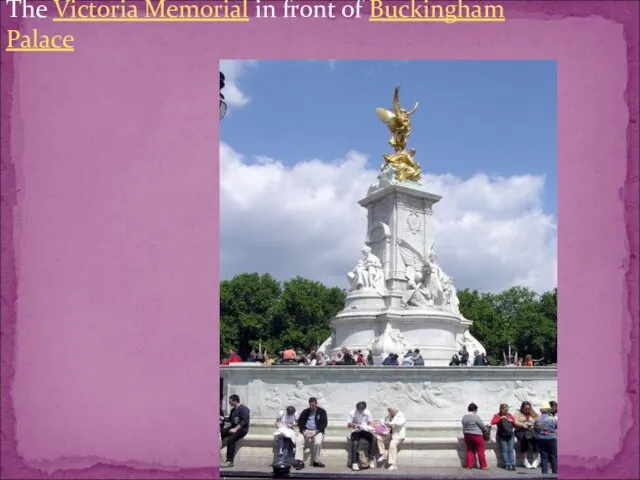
[219,460,556,479]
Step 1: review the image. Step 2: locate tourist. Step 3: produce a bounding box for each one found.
[282,346,296,364]
[461,403,489,470]
[473,350,488,366]
[401,350,414,366]
[355,350,367,365]
[381,353,397,366]
[449,354,460,366]
[458,346,469,366]
[339,347,356,365]
[374,407,406,471]
[524,354,534,367]
[514,401,539,468]
[316,352,329,366]
[220,394,251,468]
[367,350,374,365]
[221,348,243,365]
[273,406,298,463]
[307,351,318,366]
[264,353,276,365]
[533,401,557,474]
[549,400,558,425]
[347,401,376,471]
[248,349,257,362]
[491,403,517,471]
[294,397,327,470]
[412,349,425,366]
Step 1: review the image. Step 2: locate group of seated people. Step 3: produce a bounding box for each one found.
[221,393,557,474]
[272,398,406,471]
[222,346,373,366]
[462,400,558,474]
[220,394,406,471]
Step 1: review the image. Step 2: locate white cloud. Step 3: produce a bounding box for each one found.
[219,60,258,108]
[220,143,557,294]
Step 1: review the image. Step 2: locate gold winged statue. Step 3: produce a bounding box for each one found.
[375,85,422,182]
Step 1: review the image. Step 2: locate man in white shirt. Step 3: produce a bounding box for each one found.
[273,406,297,463]
[374,407,406,471]
[347,401,376,470]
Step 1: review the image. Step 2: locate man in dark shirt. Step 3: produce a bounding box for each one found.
[294,397,328,470]
[221,394,250,468]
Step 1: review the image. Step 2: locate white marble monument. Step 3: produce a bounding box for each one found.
[319,180,484,366]
[220,87,557,467]
[317,85,485,365]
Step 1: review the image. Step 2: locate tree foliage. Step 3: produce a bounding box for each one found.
[220,273,557,364]
[459,286,557,365]
[220,274,346,359]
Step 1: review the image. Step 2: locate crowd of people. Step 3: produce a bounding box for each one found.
[221,345,540,367]
[464,399,558,474]
[220,394,557,474]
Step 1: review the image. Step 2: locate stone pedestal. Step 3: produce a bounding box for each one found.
[326,180,480,366]
[360,182,442,309]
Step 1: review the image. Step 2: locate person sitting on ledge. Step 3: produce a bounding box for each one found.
[339,347,357,365]
[221,348,242,365]
[273,406,298,464]
[282,346,297,364]
[347,401,376,471]
[294,397,327,470]
[401,350,414,366]
[381,353,399,366]
[220,394,250,468]
[449,354,460,366]
[412,349,425,366]
[374,407,406,471]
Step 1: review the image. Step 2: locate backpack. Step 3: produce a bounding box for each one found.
[497,417,514,437]
[357,449,370,469]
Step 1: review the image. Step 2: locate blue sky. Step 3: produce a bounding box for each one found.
[219,60,558,293]
[221,60,557,215]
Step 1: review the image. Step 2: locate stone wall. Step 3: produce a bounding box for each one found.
[221,365,557,431]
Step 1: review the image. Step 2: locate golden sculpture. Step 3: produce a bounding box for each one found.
[376,85,422,182]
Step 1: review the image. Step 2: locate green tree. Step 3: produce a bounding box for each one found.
[220,273,282,359]
[219,273,346,360]
[459,286,558,365]
[270,276,346,353]
[220,272,557,365]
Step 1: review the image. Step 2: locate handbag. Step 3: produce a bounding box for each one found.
[374,423,389,435]
[483,425,491,441]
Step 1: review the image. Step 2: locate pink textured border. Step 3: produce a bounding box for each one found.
[1,1,638,479]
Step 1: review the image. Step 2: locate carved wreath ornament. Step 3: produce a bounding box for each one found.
[406,211,422,234]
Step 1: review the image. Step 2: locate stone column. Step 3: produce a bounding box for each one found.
[359,182,442,309]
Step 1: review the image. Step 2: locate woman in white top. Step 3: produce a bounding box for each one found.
[374,407,406,471]
[273,406,298,463]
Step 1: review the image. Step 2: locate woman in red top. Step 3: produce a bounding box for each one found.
[491,404,517,471]
[221,348,243,365]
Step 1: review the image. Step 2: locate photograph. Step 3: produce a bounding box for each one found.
[2,3,637,480]
[218,60,559,477]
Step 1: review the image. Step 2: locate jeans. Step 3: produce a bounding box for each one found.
[537,437,558,474]
[498,435,516,467]
[275,436,294,462]
[349,431,374,464]
[463,433,488,469]
[221,427,248,463]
